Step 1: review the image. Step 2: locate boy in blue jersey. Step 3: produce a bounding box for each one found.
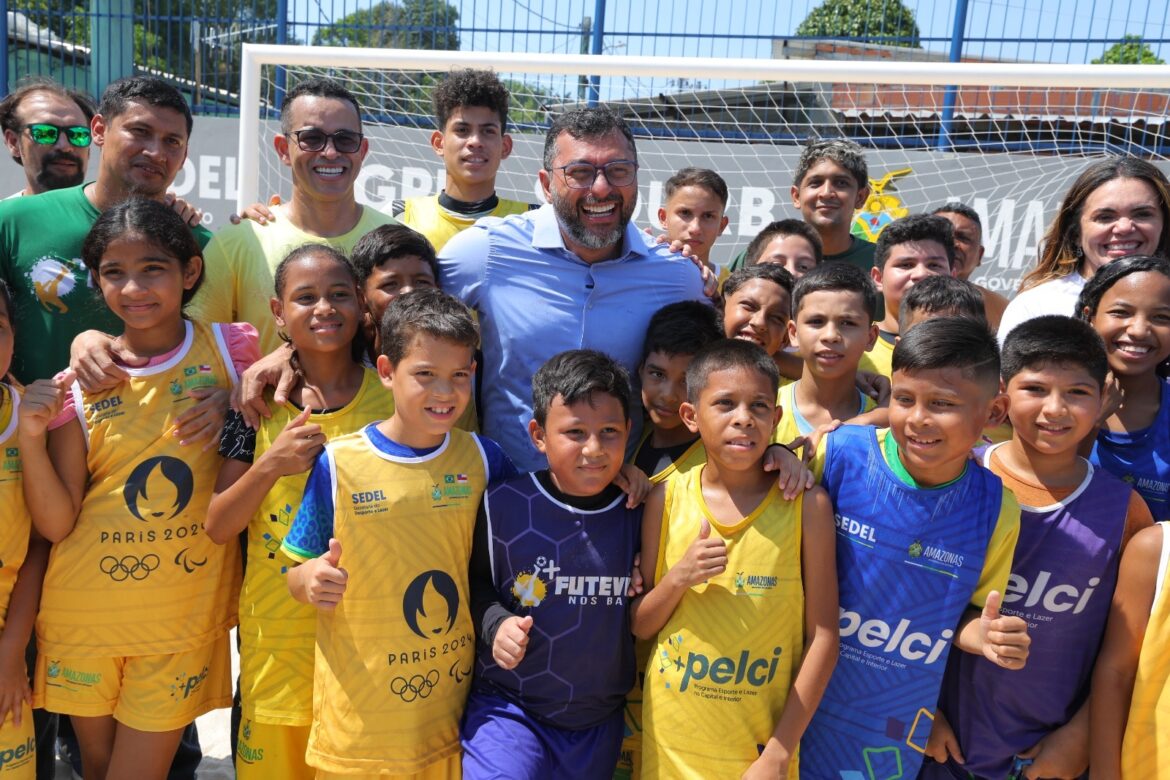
[282,288,516,777]
[462,349,642,779]
[801,317,1030,780]
[921,316,1153,780]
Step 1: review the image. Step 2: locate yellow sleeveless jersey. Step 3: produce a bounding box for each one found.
[307,428,488,775]
[38,322,243,658]
[1122,522,1170,779]
[858,331,895,378]
[632,428,706,486]
[643,466,803,779]
[773,380,876,448]
[0,384,30,633]
[400,195,530,252]
[241,369,393,726]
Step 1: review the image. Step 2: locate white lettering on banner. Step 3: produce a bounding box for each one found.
[399,166,433,199]
[171,158,196,198]
[198,156,221,200]
[356,163,394,207]
[738,186,776,235]
[974,197,1045,271]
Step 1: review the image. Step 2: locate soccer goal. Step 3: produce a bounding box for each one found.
[237,44,1170,292]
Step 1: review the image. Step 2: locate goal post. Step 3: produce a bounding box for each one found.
[236,43,1170,293]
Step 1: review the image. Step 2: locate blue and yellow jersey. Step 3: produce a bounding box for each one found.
[801,425,1018,780]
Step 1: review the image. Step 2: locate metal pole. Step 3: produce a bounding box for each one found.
[0,0,8,98]
[937,0,969,150]
[274,0,289,117]
[587,0,605,106]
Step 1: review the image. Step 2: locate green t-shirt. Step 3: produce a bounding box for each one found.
[0,184,212,382]
[726,234,875,273]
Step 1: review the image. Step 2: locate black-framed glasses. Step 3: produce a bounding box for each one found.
[25,124,91,148]
[287,128,363,154]
[551,160,638,189]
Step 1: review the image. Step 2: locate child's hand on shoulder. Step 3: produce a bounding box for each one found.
[763,443,815,500]
[670,517,727,589]
[492,615,533,670]
[261,406,325,476]
[979,591,1030,669]
[302,538,348,609]
[174,386,230,450]
[613,463,651,507]
[18,371,73,438]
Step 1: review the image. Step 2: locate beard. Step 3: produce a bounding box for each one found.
[33,151,86,191]
[551,187,636,251]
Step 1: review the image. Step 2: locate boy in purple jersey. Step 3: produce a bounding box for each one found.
[921,316,1153,780]
[462,350,643,779]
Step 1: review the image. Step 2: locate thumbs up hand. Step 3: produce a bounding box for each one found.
[979,591,1030,669]
[671,517,729,589]
[303,538,348,609]
[493,615,534,670]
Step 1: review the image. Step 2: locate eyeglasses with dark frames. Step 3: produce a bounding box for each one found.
[25,124,92,148]
[287,128,364,154]
[550,160,639,189]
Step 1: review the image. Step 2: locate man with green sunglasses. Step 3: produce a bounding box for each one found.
[0,77,95,197]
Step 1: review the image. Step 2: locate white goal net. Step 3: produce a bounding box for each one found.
[238,45,1170,293]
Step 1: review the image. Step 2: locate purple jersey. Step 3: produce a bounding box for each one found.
[933,447,1130,779]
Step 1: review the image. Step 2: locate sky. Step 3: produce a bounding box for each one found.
[287,0,1170,67]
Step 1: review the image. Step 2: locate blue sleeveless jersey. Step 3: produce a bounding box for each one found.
[931,448,1129,779]
[1091,380,1170,521]
[473,473,641,729]
[801,426,1003,779]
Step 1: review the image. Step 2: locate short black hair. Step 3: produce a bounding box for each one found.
[721,263,795,319]
[932,201,981,229]
[792,262,879,320]
[1001,315,1108,387]
[280,77,362,134]
[1076,254,1170,322]
[663,167,729,209]
[380,287,478,363]
[0,76,95,136]
[898,275,988,333]
[531,349,631,427]
[891,316,1000,393]
[685,338,780,404]
[352,224,438,287]
[542,108,636,170]
[433,68,510,133]
[874,214,956,270]
[641,301,722,361]
[744,219,823,267]
[99,76,192,137]
[81,197,203,306]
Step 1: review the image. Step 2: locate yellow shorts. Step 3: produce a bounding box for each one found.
[236,719,313,780]
[33,635,232,732]
[315,753,460,780]
[0,703,35,779]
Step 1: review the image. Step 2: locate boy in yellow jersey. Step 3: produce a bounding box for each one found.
[1091,521,1170,779]
[657,168,729,269]
[860,214,957,378]
[390,69,533,251]
[779,263,884,457]
[801,317,1028,779]
[0,282,50,780]
[631,339,839,779]
[282,288,516,779]
[632,301,722,485]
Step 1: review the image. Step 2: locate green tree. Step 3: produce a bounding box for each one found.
[796,0,921,48]
[312,0,459,50]
[1092,34,1165,64]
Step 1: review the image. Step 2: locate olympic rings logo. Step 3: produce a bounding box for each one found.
[99,554,160,582]
[389,669,440,702]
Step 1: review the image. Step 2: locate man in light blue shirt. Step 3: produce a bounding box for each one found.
[439,108,707,470]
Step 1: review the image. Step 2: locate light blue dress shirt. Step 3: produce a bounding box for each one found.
[439,203,708,471]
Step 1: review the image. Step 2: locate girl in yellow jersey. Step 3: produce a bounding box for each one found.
[206,245,394,780]
[0,283,50,780]
[630,339,838,780]
[1092,521,1170,779]
[18,200,257,780]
